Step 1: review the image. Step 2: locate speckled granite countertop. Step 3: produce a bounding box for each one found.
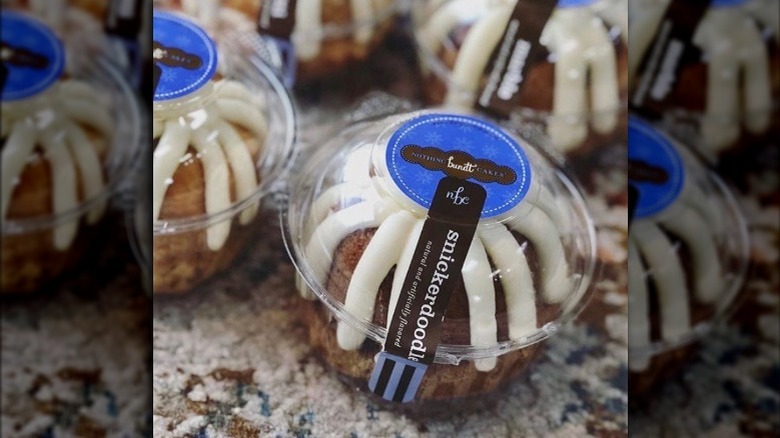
[1,213,152,437]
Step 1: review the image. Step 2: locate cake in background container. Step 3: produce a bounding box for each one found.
[627,117,749,396]
[127,152,152,294]
[1,10,142,293]
[157,0,401,84]
[2,0,133,74]
[411,0,628,157]
[151,10,296,293]
[153,0,290,86]
[629,0,778,162]
[283,109,597,409]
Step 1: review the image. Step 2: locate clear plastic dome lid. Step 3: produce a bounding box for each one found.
[151,9,296,244]
[627,116,750,371]
[153,0,292,83]
[284,110,597,367]
[1,10,142,243]
[411,0,628,151]
[155,0,399,59]
[628,0,777,155]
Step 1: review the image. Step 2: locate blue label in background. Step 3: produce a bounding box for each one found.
[1,12,64,101]
[628,117,685,219]
[152,11,217,101]
[557,0,597,8]
[386,113,532,219]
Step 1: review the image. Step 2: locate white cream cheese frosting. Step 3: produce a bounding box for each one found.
[1,80,112,250]
[417,0,623,151]
[152,79,267,251]
[179,0,387,61]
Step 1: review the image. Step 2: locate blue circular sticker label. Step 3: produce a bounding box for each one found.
[628,117,685,219]
[1,12,64,101]
[557,0,596,8]
[386,113,532,219]
[152,11,217,101]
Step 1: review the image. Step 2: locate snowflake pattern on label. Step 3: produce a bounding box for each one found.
[386,113,532,219]
[152,11,217,101]
[628,117,685,219]
[1,12,65,101]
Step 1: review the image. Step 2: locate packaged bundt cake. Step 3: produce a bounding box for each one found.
[151,10,296,293]
[1,10,142,293]
[284,110,597,406]
[157,0,400,84]
[629,0,779,160]
[411,0,628,155]
[627,117,749,397]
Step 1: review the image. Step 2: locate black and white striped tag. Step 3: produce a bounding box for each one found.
[368,353,428,403]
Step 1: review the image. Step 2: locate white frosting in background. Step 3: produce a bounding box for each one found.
[419,0,623,151]
[629,0,773,152]
[152,80,266,251]
[627,176,738,372]
[742,0,779,43]
[541,6,620,150]
[443,4,513,108]
[179,0,382,60]
[298,171,574,372]
[1,81,111,250]
[694,6,771,151]
[588,0,628,43]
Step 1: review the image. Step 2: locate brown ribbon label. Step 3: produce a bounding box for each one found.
[0,42,49,69]
[152,42,203,70]
[476,0,557,118]
[257,0,298,40]
[400,145,518,185]
[630,0,712,117]
[105,0,144,39]
[629,159,670,184]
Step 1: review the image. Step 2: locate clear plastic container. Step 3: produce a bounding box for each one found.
[153,0,289,84]
[2,0,129,75]
[157,0,401,83]
[628,0,779,162]
[1,10,142,293]
[282,109,597,407]
[411,0,628,156]
[126,155,152,294]
[151,10,297,293]
[627,117,750,395]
